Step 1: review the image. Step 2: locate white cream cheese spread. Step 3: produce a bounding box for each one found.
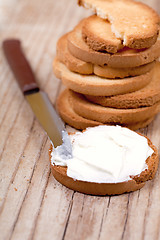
[51,125,154,183]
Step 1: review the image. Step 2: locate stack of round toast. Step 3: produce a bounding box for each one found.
[53,0,160,130]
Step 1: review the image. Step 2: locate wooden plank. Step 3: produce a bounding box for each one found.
[10,138,51,240]
[0,100,34,210]
[32,176,74,240]
[0,121,47,240]
[63,193,110,240]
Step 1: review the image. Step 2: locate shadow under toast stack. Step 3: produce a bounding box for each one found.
[53,0,160,130]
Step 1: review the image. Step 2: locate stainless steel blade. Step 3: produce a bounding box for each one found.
[25,91,64,147]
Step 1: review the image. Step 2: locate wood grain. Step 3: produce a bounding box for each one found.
[0,0,160,240]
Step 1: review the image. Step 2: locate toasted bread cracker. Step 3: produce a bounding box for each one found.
[69,90,160,124]
[67,20,160,68]
[57,33,155,78]
[53,58,152,96]
[57,89,156,130]
[86,62,160,108]
[49,130,158,195]
[82,15,123,53]
[78,0,159,49]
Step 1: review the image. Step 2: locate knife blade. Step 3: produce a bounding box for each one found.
[2,39,65,148]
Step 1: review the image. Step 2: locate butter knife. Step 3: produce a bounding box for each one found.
[3,39,65,148]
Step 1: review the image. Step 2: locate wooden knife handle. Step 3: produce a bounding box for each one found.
[2,39,39,94]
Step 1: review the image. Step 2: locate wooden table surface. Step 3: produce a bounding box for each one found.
[0,0,160,239]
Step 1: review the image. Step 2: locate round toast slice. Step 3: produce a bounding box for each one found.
[67,20,160,68]
[82,15,123,53]
[57,33,93,75]
[57,33,155,78]
[56,89,101,130]
[53,59,153,96]
[94,62,155,79]
[56,89,155,130]
[85,62,160,109]
[78,0,160,49]
[69,90,160,125]
[49,133,159,195]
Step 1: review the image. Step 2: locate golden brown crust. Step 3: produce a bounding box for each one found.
[57,33,93,75]
[67,20,160,68]
[56,89,155,130]
[69,90,160,124]
[78,0,160,49]
[49,133,159,195]
[94,61,155,79]
[53,58,152,96]
[85,62,160,108]
[57,33,155,78]
[132,137,159,184]
[56,89,101,130]
[82,15,123,53]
